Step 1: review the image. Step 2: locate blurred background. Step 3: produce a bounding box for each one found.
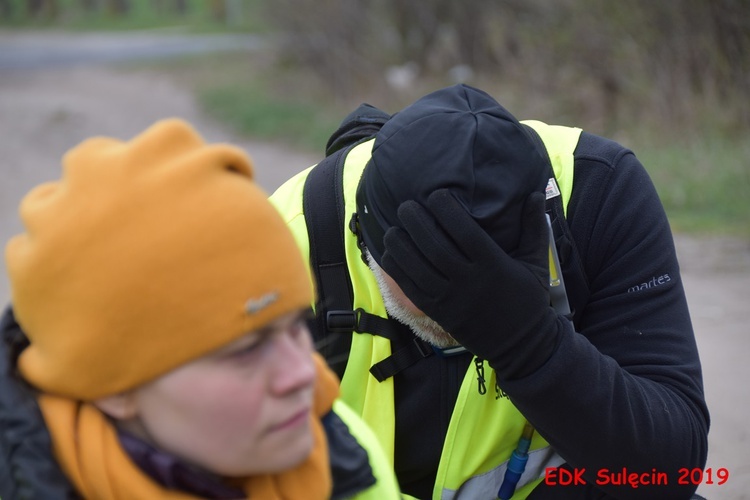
[2,0,749,232]
[1,1,749,498]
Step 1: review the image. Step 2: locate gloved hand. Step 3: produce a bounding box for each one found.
[381,189,560,381]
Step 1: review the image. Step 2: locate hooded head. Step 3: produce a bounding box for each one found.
[356,84,550,264]
[5,119,314,401]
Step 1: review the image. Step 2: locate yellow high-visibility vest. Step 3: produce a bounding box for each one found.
[271,121,583,500]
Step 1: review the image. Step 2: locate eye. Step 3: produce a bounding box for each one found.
[225,337,266,360]
[289,313,313,340]
[290,317,306,334]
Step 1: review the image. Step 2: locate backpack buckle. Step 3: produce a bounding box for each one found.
[326,309,360,333]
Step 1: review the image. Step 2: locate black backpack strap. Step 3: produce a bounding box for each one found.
[303,147,355,378]
[305,102,447,381]
[303,150,451,381]
[325,308,448,382]
[305,103,472,382]
[369,338,434,382]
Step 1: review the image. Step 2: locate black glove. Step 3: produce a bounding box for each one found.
[381,189,559,381]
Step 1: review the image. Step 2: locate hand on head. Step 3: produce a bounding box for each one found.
[381,189,559,380]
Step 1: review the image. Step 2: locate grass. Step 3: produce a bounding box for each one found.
[635,133,750,237]
[132,51,349,154]
[0,0,267,33]
[200,82,345,153]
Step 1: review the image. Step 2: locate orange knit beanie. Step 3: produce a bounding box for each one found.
[5,119,314,400]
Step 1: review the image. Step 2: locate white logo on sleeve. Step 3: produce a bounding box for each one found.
[627,274,672,293]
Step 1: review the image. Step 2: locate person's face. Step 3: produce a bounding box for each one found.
[367,250,459,348]
[99,309,317,477]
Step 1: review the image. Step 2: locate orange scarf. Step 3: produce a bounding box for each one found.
[37,353,340,500]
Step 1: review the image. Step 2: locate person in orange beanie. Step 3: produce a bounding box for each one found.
[0,119,401,500]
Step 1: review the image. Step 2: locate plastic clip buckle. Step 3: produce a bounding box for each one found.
[326,310,359,333]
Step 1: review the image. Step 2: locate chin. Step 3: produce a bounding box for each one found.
[267,436,315,473]
[206,431,314,477]
[265,428,316,474]
[219,449,312,477]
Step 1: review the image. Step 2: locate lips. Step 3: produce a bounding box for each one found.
[272,407,311,432]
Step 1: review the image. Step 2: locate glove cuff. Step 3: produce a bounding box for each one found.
[489,309,562,381]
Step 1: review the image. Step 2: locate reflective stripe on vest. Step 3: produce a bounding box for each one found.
[441,447,566,500]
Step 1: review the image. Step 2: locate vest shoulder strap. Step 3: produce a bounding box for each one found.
[523,124,590,323]
[304,139,436,382]
[303,104,391,379]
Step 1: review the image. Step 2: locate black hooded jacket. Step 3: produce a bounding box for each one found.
[304,86,708,499]
[382,128,709,500]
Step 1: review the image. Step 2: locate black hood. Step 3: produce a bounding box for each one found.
[356,84,550,264]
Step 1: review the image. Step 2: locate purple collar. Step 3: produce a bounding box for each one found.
[117,429,245,499]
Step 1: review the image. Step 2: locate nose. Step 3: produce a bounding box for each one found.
[269,329,316,395]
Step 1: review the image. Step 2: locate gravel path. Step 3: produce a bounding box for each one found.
[0,64,318,308]
[0,31,748,499]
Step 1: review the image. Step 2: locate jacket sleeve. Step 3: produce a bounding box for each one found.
[0,306,79,500]
[501,132,709,499]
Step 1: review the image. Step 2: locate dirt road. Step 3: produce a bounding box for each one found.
[1,32,748,499]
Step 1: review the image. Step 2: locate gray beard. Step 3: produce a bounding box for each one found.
[366,250,459,349]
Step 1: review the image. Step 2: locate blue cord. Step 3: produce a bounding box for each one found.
[497,422,534,499]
